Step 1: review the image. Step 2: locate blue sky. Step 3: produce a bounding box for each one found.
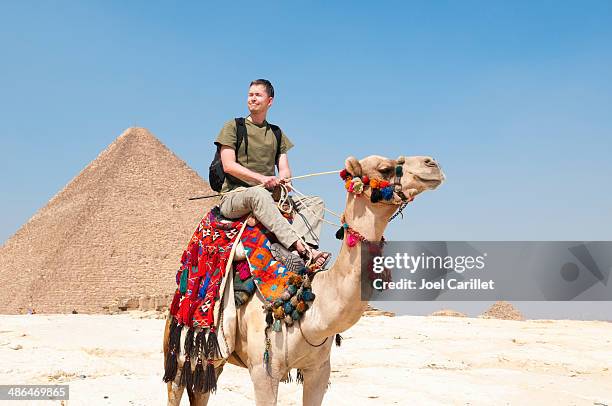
[1,1,611,249]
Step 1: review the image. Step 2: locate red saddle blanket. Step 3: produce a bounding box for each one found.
[169,209,293,329]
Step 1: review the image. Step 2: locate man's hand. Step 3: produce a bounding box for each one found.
[280,178,293,192]
[261,175,281,190]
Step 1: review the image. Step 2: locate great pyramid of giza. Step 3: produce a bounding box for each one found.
[0,128,217,314]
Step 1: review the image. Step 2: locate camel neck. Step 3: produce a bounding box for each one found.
[301,194,397,341]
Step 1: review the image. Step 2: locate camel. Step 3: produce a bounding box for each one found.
[164,154,445,405]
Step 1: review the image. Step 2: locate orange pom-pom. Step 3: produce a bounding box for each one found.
[296,301,307,313]
[370,179,379,189]
[345,179,352,190]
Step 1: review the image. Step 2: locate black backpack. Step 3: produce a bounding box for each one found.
[209,117,283,192]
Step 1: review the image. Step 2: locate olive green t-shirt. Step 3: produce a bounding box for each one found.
[215,118,294,192]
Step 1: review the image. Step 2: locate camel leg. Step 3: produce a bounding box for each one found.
[189,363,225,406]
[166,381,185,406]
[301,359,331,406]
[249,364,280,406]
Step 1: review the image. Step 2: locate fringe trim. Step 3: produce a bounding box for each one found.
[203,360,217,393]
[180,356,193,389]
[184,328,195,358]
[207,329,221,360]
[193,358,205,392]
[163,318,181,382]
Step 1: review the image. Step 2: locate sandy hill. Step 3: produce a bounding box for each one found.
[0,128,217,314]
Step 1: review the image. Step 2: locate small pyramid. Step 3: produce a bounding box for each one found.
[479,301,524,321]
[0,128,217,314]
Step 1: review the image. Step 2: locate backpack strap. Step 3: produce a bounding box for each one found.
[235,117,248,163]
[269,123,283,166]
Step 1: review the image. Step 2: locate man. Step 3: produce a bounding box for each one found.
[216,79,330,267]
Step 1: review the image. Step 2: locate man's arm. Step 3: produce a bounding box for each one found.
[277,153,291,180]
[220,146,280,189]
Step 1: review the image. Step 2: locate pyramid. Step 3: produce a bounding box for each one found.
[479,301,524,321]
[0,128,218,314]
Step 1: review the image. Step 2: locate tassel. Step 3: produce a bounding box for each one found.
[265,310,273,326]
[395,165,403,177]
[263,335,271,374]
[169,290,181,316]
[193,358,205,392]
[335,334,343,347]
[179,267,189,295]
[198,274,211,299]
[296,369,304,384]
[163,350,178,382]
[335,226,345,240]
[189,243,199,267]
[194,330,206,358]
[207,329,221,360]
[184,328,195,358]
[273,319,282,332]
[169,321,182,356]
[163,321,180,383]
[186,300,201,327]
[203,360,217,393]
[180,356,192,388]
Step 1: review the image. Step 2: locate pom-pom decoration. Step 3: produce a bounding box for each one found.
[381,186,394,200]
[350,178,364,195]
[346,233,359,247]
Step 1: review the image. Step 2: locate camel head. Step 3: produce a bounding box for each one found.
[344,154,445,202]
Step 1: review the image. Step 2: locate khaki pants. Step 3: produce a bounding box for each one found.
[219,187,324,249]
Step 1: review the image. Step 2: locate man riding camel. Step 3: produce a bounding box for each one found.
[215,79,331,268]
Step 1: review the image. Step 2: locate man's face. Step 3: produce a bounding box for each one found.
[247,84,273,115]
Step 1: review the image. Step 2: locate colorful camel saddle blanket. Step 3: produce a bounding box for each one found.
[169,207,246,329]
[169,206,316,330]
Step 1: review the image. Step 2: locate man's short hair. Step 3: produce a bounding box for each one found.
[249,79,274,98]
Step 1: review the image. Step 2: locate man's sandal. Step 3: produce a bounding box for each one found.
[270,243,306,274]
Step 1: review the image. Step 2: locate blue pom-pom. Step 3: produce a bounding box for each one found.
[284,302,294,314]
[292,310,301,320]
[302,290,315,302]
[381,186,394,200]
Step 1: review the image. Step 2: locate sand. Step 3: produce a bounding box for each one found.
[1,313,610,405]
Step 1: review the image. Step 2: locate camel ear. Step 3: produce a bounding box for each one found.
[345,156,362,177]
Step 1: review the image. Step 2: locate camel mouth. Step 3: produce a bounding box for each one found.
[414,174,444,188]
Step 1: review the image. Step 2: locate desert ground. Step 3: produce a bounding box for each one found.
[0,312,610,406]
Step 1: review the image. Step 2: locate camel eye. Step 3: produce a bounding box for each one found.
[378,166,393,177]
